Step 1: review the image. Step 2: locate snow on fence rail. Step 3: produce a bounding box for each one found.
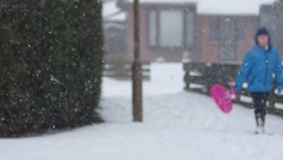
[103,62,151,80]
[183,62,283,117]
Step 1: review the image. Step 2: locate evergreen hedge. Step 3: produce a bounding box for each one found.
[0,0,103,137]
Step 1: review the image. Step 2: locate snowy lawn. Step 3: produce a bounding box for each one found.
[1,63,283,160]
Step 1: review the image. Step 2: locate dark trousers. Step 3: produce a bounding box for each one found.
[251,92,269,127]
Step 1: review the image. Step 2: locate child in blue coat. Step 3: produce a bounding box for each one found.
[235,27,283,134]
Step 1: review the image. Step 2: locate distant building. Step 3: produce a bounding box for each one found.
[116,0,275,63]
[196,15,258,63]
[103,1,127,62]
[260,1,283,53]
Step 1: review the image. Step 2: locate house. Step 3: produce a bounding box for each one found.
[117,0,275,63]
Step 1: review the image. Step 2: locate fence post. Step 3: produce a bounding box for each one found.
[183,62,191,91]
[132,0,143,122]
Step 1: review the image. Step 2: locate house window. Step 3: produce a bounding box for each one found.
[210,17,220,41]
[186,11,195,47]
[209,17,246,61]
[220,17,235,41]
[159,10,183,47]
[149,11,158,46]
[148,9,194,49]
[219,18,236,60]
[210,17,246,42]
[235,18,246,41]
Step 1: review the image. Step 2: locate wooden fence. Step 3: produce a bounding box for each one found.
[183,62,283,117]
[103,62,151,80]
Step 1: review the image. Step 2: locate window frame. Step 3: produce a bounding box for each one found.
[147,8,195,51]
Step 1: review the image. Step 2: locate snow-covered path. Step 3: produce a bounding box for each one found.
[1,63,283,160]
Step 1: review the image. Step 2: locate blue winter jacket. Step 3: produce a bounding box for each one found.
[235,45,283,93]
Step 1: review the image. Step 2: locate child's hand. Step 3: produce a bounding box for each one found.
[235,92,241,99]
[276,90,283,96]
[279,86,283,96]
[230,92,240,100]
[229,86,240,100]
[275,86,283,95]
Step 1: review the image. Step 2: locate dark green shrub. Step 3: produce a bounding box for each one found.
[0,0,103,137]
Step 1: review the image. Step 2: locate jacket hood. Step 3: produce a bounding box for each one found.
[254,27,272,50]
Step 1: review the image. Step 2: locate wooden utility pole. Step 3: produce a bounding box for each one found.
[132,0,143,122]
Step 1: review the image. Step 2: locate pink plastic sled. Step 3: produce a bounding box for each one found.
[210,83,235,113]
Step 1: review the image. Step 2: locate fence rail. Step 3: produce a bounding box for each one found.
[103,62,151,80]
[183,62,283,117]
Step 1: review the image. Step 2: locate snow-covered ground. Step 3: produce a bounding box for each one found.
[1,63,283,160]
